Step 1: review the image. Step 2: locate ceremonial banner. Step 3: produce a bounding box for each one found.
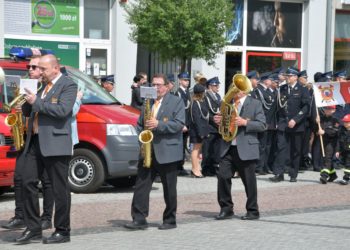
[313,81,350,107]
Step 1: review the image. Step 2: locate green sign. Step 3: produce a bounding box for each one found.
[32,0,79,36]
[5,39,79,68]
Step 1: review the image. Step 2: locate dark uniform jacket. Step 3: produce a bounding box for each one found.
[316,113,339,142]
[204,91,221,133]
[176,87,191,127]
[252,84,277,130]
[189,100,209,139]
[131,85,143,111]
[337,126,350,153]
[276,82,310,132]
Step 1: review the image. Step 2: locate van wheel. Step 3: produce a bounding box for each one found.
[69,148,105,193]
[107,176,137,188]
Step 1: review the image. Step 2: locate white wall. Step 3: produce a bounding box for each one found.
[302,0,328,77]
[0,0,4,57]
[191,52,226,97]
[113,2,137,105]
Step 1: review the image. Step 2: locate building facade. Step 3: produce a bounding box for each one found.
[1,0,350,102]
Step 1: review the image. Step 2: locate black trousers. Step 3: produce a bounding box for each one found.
[14,151,54,221]
[177,132,188,170]
[272,131,303,178]
[217,146,258,213]
[21,135,71,232]
[201,133,221,174]
[131,158,178,224]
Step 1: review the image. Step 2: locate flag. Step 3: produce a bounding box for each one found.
[312,81,350,107]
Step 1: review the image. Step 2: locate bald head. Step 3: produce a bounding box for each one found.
[39,54,60,83]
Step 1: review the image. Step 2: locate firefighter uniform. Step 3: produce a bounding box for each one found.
[318,106,339,184]
[270,67,310,182]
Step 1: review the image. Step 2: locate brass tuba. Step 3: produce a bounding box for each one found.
[219,74,252,142]
[138,99,154,168]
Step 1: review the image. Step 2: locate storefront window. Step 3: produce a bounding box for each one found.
[84,0,110,39]
[246,51,300,72]
[334,11,350,73]
[85,48,108,77]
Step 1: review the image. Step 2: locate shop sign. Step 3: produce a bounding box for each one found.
[283,52,297,60]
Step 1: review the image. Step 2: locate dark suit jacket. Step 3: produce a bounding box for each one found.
[219,96,266,161]
[136,93,185,164]
[22,74,78,157]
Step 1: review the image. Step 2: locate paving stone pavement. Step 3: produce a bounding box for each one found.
[0,162,350,250]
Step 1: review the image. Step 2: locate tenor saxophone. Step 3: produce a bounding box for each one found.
[138,99,154,168]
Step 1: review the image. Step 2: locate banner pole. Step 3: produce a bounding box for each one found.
[315,107,326,157]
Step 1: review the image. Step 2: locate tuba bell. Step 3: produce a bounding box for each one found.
[219,74,252,142]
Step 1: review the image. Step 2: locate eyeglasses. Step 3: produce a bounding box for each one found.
[26,65,38,70]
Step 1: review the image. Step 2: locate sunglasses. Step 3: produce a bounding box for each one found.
[26,65,38,70]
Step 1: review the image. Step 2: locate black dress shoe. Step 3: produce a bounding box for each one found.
[158,223,177,230]
[124,220,148,230]
[241,212,260,220]
[43,231,70,244]
[215,211,234,220]
[269,174,284,182]
[1,217,25,230]
[15,229,42,244]
[290,177,297,182]
[41,220,52,230]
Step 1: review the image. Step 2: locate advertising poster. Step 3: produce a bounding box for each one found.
[32,0,79,35]
[247,0,302,48]
[226,0,244,46]
[4,0,79,36]
[5,39,79,68]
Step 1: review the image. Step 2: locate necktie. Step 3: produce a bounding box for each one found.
[288,86,292,95]
[33,82,53,133]
[151,100,160,118]
[42,82,53,98]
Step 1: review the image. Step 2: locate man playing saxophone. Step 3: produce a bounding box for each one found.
[214,75,266,221]
[125,73,185,230]
[2,56,54,232]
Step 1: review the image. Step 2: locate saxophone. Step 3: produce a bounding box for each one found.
[219,74,252,142]
[138,99,154,168]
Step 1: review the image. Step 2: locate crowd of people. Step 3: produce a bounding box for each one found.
[2,60,350,244]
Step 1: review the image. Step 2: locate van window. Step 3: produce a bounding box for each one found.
[66,67,121,105]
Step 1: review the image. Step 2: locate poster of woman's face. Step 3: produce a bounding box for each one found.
[247,0,302,48]
[226,0,244,46]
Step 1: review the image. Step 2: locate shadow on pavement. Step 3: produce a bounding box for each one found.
[0,228,20,243]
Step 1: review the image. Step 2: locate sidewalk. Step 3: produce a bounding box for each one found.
[1,163,350,249]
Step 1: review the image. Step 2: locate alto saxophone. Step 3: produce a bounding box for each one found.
[3,81,42,151]
[138,99,154,168]
[4,88,26,151]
